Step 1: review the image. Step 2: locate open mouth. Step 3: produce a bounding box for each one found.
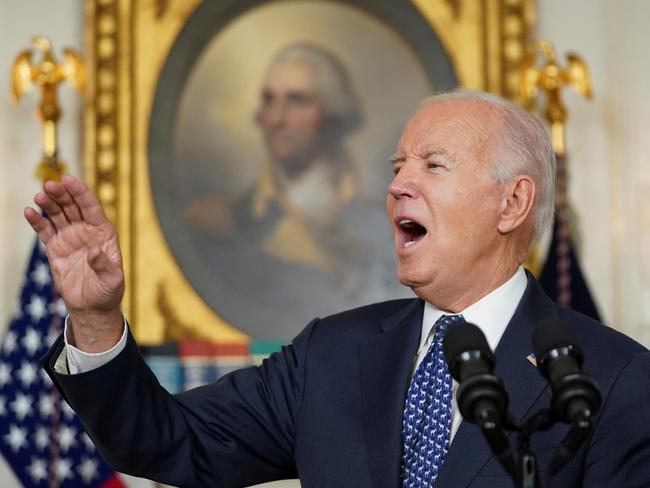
[397,219,428,248]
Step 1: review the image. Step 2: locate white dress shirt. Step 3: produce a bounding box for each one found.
[63,317,127,374]
[414,266,528,442]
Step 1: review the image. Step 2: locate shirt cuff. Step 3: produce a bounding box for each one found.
[63,315,128,374]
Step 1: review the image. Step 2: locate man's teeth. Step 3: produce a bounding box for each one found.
[399,219,413,226]
[404,240,416,248]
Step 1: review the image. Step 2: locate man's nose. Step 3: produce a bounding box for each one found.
[387,165,419,199]
[264,100,287,127]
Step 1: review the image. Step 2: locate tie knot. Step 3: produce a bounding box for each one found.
[433,314,464,342]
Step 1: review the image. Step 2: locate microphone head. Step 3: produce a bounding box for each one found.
[532,318,584,377]
[533,318,601,422]
[443,321,494,380]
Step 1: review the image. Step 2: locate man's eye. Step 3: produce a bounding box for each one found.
[427,162,442,170]
[392,166,401,175]
[261,92,274,106]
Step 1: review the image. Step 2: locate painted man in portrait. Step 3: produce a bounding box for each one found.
[183,43,410,338]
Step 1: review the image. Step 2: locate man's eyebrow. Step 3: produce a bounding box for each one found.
[388,152,404,164]
[419,148,455,160]
[286,89,317,100]
[388,149,456,165]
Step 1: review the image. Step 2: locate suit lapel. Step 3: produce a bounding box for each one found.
[494,276,557,421]
[359,299,423,488]
[436,274,558,487]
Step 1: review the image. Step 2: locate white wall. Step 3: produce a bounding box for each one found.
[536,0,650,344]
[602,0,650,345]
[0,0,649,486]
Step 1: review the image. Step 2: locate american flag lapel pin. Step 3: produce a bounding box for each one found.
[526,353,537,367]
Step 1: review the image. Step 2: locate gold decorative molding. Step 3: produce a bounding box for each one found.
[152,0,171,20]
[85,0,535,345]
[443,0,462,19]
[500,0,535,102]
[85,0,120,224]
[412,0,535,96]
[157,281,204,342]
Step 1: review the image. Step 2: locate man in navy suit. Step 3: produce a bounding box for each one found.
[28,91,650,487]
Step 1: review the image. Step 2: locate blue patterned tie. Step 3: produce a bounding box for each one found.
[401,314,465,487]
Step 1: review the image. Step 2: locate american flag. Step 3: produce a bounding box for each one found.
[0,239,125,488]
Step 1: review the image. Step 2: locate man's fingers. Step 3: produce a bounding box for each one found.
[44,179,83,222]
[33,192,69,230]
[24,206,56,244]
[61,175,108,226]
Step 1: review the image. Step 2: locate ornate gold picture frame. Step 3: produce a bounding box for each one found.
[84,0,534,345]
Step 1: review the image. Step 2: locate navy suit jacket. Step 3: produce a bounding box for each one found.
[43,275,650,487]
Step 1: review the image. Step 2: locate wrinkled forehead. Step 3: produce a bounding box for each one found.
[262,60,319,94]
[397,100,501,158]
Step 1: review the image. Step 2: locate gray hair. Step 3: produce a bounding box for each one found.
[418,90,556,240]
[265,42,363,133]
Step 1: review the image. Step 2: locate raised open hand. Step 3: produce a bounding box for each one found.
[24,175,124,351]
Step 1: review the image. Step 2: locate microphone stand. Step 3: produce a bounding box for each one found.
[476,406,595,488]
[511,409,553,488]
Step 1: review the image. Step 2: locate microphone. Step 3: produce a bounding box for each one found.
[532,318,601,423]
[443,322,508,427]
[443,322,515,478]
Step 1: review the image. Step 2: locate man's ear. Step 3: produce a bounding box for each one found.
[497,176,535,234]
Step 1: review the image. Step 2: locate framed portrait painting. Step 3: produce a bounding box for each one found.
[84,0,534,345]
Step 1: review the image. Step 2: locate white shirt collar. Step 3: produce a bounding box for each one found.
[418,266,528,357]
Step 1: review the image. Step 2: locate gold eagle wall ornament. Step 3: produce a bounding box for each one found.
[11,36,85,183]
[518,40,592,156]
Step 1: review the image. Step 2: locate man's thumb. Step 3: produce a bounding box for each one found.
[87,247,116,276]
